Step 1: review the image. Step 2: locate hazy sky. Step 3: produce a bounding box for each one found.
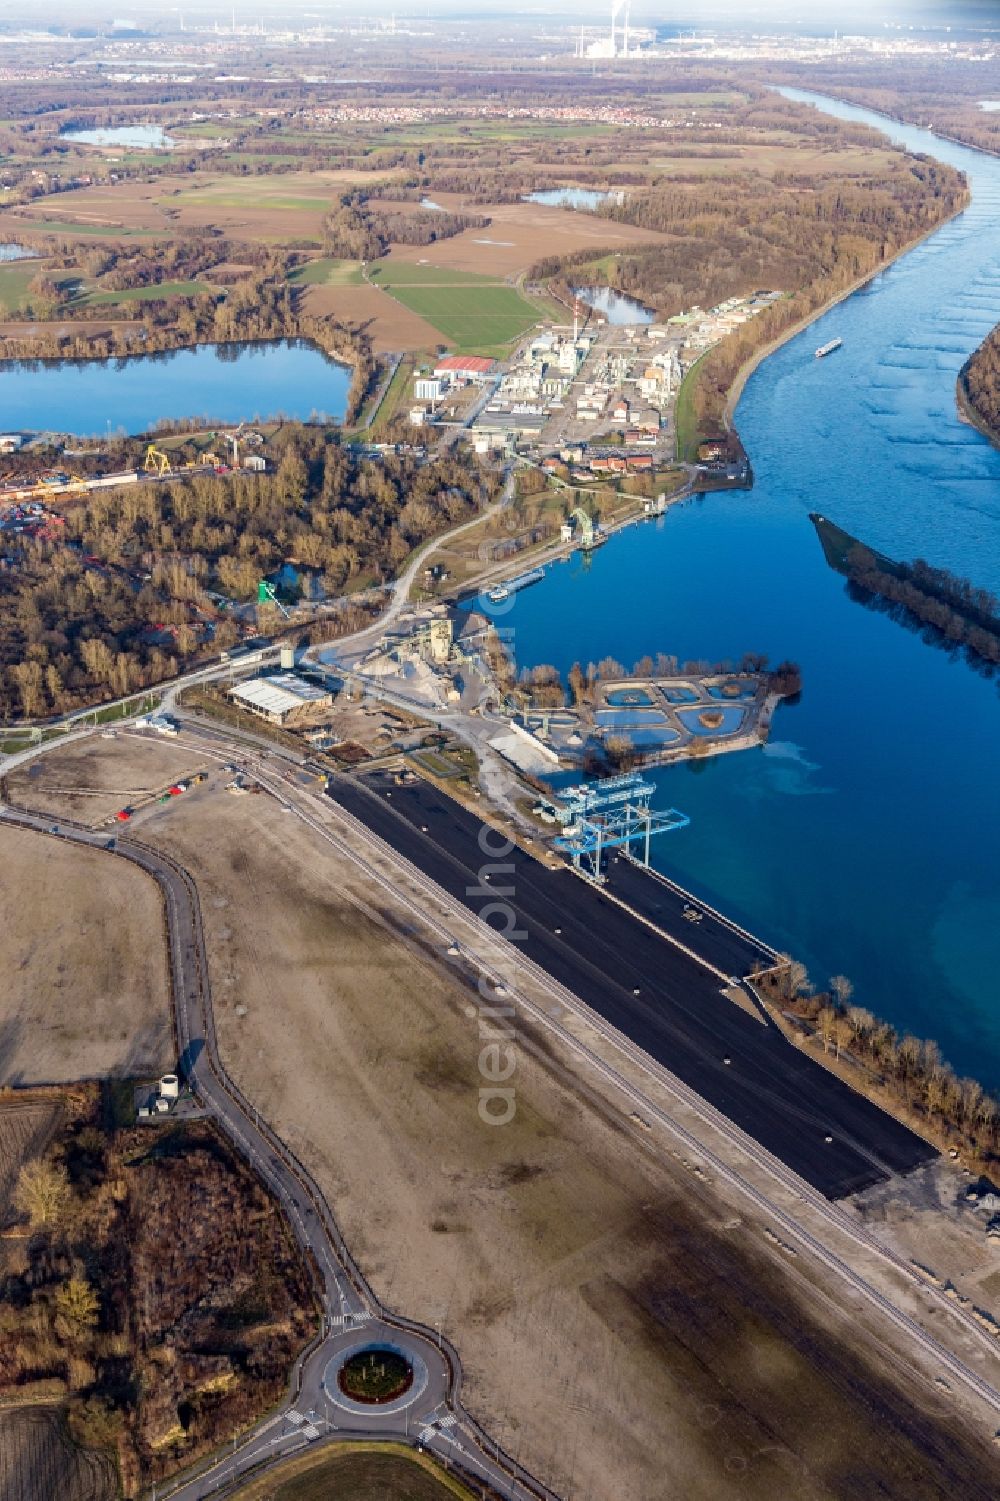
[9,0,998,33]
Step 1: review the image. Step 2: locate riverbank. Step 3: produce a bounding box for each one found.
[722,196,971,432]
[957,359,1000,453]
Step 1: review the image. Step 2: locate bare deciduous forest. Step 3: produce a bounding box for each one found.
[0,440,495,720]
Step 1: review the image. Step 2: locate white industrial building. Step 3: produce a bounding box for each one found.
[230,673,332,726]
[414,377,445,402]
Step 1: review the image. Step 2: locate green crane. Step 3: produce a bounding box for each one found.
[257,580,291,618]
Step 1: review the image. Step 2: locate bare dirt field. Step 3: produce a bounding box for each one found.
[386,199,668,278]
[0,1407,116,1501]
[0,169,405,245]
[145,784,1000,1501]
[0,1092,63,1227]
[853,1160,1000,1319]
[301,283,445,353]
[0,319,133,339]
[6,731,210,825]
[0,825,172,1084]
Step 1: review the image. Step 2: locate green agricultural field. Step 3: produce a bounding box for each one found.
[674,347,711,462]
[288,257,363,287]
[215,153,307,169]
[171,121,242,139]
[230,1444,472,1501]
[8,219,158,237]
[0,262,37,312]
[369,262,496,288]
[386,283,541,349]
[373,120,613,146]
[368,262,542,348]
[174,191,330,211]
[81,280,213,305]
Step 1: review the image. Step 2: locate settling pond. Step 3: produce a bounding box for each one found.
[0,339,351,435]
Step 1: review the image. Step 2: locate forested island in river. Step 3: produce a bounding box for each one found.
[959,321,1000,446]
[811,513,1000,669]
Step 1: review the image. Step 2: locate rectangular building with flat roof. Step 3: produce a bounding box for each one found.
[230,673,332,726]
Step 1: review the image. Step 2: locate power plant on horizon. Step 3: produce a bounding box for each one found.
[576,1,645,60]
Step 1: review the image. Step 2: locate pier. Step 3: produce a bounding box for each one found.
[329,771,935,1200]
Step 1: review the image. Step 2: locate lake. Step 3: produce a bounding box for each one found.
[575,285,655,325]
[0,339,351,436]
[503,93,1000,1088]
[527,188,618,211]
[60,124,176,150]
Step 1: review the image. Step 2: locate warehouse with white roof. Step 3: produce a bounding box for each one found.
[229,673,332,726]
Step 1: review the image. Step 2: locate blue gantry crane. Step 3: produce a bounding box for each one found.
[553,772,689,882]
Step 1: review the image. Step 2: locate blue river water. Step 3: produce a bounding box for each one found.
[0,339,351,436]
[502,93,1000,1087]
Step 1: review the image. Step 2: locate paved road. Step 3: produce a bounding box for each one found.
[0,800,554,1501]
[328,772,934,1200]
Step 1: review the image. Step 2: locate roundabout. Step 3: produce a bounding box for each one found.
[323,1336,431,1417]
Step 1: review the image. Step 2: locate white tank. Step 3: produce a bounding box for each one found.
[159,1073,180,1100]
[280,646,295,670]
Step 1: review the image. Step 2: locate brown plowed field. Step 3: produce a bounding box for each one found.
[386,198,669,278]
[0,1408,116,1501]
[301,283,445,352]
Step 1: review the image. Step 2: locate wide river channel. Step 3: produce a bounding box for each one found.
[503,93,1000,1087]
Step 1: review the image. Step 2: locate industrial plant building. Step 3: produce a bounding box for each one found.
[229,673,332,726]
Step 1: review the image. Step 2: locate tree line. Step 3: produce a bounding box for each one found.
[961,322,1000,443]
[756,961,1000,1171]
[321,190,489,261]
[844,543,1000,669]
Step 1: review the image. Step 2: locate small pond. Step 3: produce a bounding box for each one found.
[596,708,671,731]
[526,188,615,211]
[605,687,654,707]
[574,286,655,326]
[706,680,757,701]
[676,705,746,737]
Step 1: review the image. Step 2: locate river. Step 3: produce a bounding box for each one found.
[0,338,351,436]
[503,93,1000,1088]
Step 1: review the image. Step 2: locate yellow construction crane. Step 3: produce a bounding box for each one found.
[144,444,173,477]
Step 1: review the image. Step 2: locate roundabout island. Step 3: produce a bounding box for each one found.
[324,1336,430,1418]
